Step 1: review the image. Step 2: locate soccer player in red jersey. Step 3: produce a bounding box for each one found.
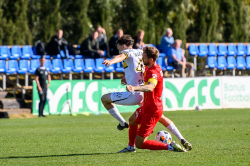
[118,46,187,153]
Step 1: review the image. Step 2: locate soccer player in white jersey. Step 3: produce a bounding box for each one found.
[102,35,144,130]
[102,35,192,150]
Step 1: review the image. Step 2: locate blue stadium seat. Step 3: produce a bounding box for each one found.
[0,60,6,73]
[29,59,40,74]
[45,59,52,72]
[147,44,157,48]
[75,55,83,59]
[226,56,236,70]
[165,65,174,71]
[207,44,217,56]
[198,44,208,57]
[32,46,37,55]
[217,44,227,56]
[21,46,32,59]
[227,44,237,56]
[0,46,10,60]
[10,46,22,60]
[159,53,166,57]
[6,60,18,74]
[156,57,166,71]
[17,60,29,74]
[237,44,246,56]
[236,56,246,70]
[84,59,95,73]
[94,58,105,73]
[188,44,199,56]
[31,55,41,59]
[246,44,250,56]
[207,56,217,68]
[217,56,227,70]
[62,59,73,73]
[104,58,115,73]
[246,56,250,69]
[73,59,84,73]
[51,59,62,73]
[51,50,73,59]
[115,61,124,72]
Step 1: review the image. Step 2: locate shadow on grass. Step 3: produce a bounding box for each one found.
[0,153,118,159]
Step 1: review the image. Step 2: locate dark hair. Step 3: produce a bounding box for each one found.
[116,35,134,47]
[95,25,102,30]
[142,46,159,61]
[92,30,98,34]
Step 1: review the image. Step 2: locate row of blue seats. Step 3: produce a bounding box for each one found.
[189,43,250,57]
[0,45,86,60]
[0,57,174,75]
[207,56,250,70]
[0,58,125,75]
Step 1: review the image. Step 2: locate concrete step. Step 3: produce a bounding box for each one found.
[0,99,27,109]
[0,108,31,115]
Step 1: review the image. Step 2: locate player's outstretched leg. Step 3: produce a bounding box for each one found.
[101,93,128,129]
[117,112,138,153]
[159,115,192,150]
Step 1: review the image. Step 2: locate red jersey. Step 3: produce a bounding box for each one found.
[143,64,163,113]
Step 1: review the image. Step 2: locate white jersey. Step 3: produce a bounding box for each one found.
[121,49,144,86]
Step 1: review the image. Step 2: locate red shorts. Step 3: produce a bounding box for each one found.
[135,106,163,137]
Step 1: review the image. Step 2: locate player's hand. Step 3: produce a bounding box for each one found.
[38,87,42,92]
[121,77,127,85]
[102,59,112,67]
[126,85,134,92]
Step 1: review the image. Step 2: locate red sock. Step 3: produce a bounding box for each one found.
[141,140,168,150]
[128,124,138,147]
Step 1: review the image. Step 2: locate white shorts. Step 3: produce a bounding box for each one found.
[110,91,143,106]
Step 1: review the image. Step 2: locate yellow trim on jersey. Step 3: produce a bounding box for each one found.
[123,61,128,69]
[148,78,158,87]
[122,52,128,59]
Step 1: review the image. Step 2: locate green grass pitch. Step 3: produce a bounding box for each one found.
[0,109,249,166]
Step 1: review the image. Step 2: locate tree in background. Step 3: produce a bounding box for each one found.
[1,0,250,45]
[120,0,148,37]
[13,0,32,45]
[39,0,62,43]
[190,0,219,43]
[146,0,171,45]
[171,1,188,45]
[61,0,90,44]
[0,0,4,45]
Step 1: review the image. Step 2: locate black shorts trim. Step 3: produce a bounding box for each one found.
[112,96,130,103]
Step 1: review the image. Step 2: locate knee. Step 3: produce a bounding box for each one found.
[101,95,105,103]
[101,94,108,103]
[135,140,143,149]
[129,116,137,126]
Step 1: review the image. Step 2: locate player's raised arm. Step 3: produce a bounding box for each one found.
[126,82,155,92]
[102,53,127,67]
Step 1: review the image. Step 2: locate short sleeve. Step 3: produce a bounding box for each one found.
[170,48,175,56]
[34,69,39,76]
[145,70,158,87]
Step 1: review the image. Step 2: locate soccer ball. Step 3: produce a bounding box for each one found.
[195,105,202,111]
[155,130,172,144]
